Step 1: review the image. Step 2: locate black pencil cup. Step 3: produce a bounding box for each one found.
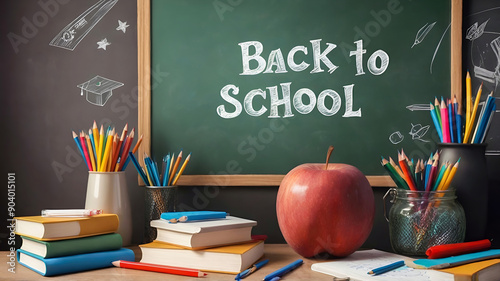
[144,186,178,243]
[438,143,488,241]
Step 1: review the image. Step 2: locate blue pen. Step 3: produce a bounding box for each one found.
[263,259,302,281]
[367,260,405,275]
[235,259,269,280]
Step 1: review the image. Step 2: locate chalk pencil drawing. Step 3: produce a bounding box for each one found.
[116,20,129,33]
[97,38,111,50]
[411,22,436,48]
[78,76,124,106]
[49,0,119,51]
[406,104,431,111]
[389,131,404,144]
[409,123,430,142]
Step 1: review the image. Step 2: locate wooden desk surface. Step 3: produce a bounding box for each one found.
[2,244,333,280]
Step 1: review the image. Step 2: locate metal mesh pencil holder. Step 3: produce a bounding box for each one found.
[383,188,466,256]
[144,186,178,243]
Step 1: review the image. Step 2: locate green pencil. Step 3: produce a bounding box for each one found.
[381,157,410,190]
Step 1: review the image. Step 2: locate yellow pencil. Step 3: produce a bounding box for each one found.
[92,121,99,155]
[465,71,472,133]
[97,125,104,171]
[172,153,191,185]
[436,162,451,191]
[440,159,460,191]
[100,129,114,172]
[168,151,183,185]
[463,83,483,143]
[86,133,96,171]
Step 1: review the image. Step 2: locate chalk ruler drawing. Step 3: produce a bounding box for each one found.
[78,76,123,106]
[49,0,119,51]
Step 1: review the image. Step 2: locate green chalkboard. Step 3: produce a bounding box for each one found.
[146,0,458,181]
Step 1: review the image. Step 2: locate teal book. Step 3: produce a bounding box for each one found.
[17,248,134,276]
[20,233,122,258]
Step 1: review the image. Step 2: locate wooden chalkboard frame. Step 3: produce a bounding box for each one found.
[137,0,463,186]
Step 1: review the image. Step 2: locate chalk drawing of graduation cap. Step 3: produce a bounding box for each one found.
[77,75,124,106]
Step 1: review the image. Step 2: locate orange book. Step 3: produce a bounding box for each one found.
[139,240,264,274]
[14,214,118,241]
[436,259,500,281]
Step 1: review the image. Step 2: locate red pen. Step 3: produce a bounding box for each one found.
[426,239,492,259]
[112,260,207,277]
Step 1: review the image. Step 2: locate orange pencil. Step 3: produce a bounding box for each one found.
[398,150,417,191]
[168,151,183,185]
[172,153,191,185]
[132,135,143,153]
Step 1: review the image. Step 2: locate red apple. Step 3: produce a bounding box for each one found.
[276,146,375,258]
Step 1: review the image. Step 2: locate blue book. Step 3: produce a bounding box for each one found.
[160,211,226,223]
[406,249,500,269]
[17,248,134,276]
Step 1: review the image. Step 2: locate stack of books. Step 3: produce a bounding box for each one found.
[139,211,265,274]
[14,214,134,276]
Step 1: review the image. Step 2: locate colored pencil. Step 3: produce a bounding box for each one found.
[398,150,417,191]
[99,129,114,172]
[436,162,451,191]
[97,125,104,171]
[448,99,455,143]
[465,71,472,129]
[440,159,460,191]
[117,129,134,171]
[367,260,405,276]
[172,153,191,185]
[430,104,443,142]
[381,157,409,190]
[168,151,183,185]
[72,131,86,163]
[79,131,92,171]
[425,157,438,192]
[432,161,448,191]
[464,83,483,143]
[112,260,206,277]
[434,97,442,127]
[480,102,496,143]
[120,134,143,170]
[129,152,149,184]
[474,93,496,143]
[440,98,450,143]
[389,157,405,179]
[86,134,96,171]
[162,154,171,186]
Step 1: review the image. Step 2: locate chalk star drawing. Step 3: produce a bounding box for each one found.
[97,38,111,50]
[116,20,129,33]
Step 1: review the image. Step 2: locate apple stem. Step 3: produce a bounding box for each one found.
[325,145,334,170]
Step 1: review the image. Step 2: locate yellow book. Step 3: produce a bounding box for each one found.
[14,214,119,241]
[436,259,500,281]
[139,240,264,274]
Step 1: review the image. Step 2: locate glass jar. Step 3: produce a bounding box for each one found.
[384,188,466,256]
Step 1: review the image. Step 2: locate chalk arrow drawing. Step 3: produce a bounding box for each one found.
[406,104,431,111]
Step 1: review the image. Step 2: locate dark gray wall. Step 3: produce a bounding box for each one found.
[1,0,498,253]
